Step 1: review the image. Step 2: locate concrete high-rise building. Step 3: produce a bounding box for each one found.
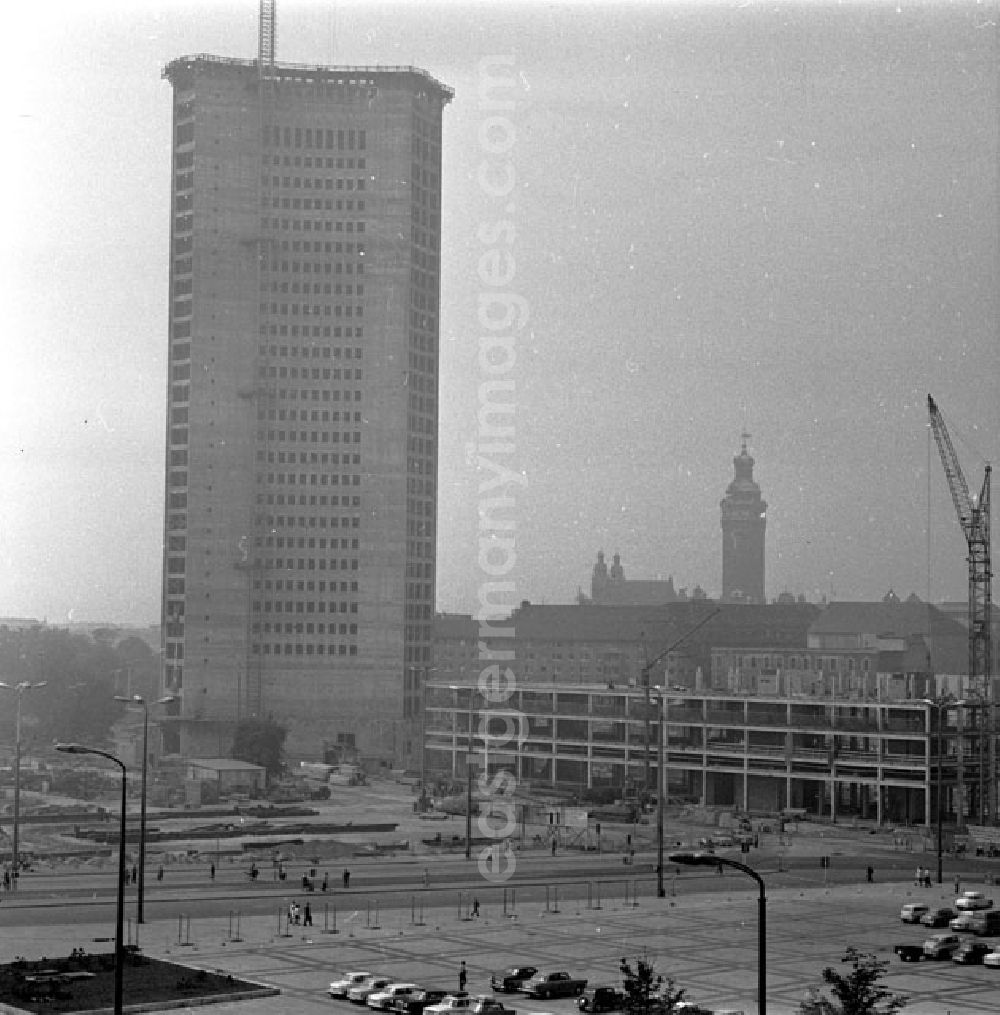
[720,434,767,604]
[160,55,452,761]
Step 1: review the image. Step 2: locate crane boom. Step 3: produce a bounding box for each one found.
[927,393,993,821]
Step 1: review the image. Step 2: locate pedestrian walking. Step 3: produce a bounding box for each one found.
[343,869,350,889]
[322,872,329,892]
[955,875,962,895]
[471,897,480,918]
[914,866,922,886]
[157,865,164,881]
[210,863,215,881]
[458,961,467,992]
[866,865,874,883]
[131,865,137,884]
[304,902,313,926]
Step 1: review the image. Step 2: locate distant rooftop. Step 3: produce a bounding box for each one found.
[163,54,453,101]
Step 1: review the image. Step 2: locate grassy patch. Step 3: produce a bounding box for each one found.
[0,948,275,1013]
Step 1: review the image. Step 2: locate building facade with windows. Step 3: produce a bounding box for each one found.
[425,678,967,829]
[160,55,451,760]
[427,598,978,827]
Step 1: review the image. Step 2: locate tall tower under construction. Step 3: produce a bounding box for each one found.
[160,50,451,761]
[720,434,767,604]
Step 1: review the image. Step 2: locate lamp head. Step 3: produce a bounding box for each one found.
[55,743,86,754]
[668,851,719,867]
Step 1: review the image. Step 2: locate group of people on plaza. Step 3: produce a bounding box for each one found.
[287,899,313,926]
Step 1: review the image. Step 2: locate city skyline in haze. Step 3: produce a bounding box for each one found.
[3,0,998,624]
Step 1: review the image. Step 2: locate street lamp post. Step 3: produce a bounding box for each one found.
[652,686,666,897]
[0,681,47,888]
[56,744,126,1015]
[671,852,766,1015]
[922,696,965,885]
[449,685,481,861]
[114,694,175,924]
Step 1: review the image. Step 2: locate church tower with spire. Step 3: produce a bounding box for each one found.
[720,433,767,604]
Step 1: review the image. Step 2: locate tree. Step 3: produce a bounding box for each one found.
[619,957,710,1015]
[799,947,908,1015]
[231,717,287,779]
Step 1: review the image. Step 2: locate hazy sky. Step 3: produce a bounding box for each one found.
[2,0,997,624]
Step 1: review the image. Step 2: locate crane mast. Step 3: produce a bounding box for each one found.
[928,394,993,821]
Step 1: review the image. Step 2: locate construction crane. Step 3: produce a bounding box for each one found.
[927,393,993,821]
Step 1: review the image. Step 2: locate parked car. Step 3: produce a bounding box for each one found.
[425,996,474,1015]
[955,891,994,911]
[982,948,1000,968]
[368,985,421,1011]
[920,907,956,928]
[970,911,1000,936]
[953,941,993,965]
[950,911,980,932]
[524,973,588,1000]
[578,986,626,1013]
[491,968,538,993]
[900,903,930,923]
[397,991,450,1015]
[350,978,394,1004]
[923,933,962,960]
[894,944,923,962]
[330,972,376,999]
[471,997,516,1015]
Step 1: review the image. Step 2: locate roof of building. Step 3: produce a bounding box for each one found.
[810,599,968,640]
[435,601,819,650]
[163,54,454,100]
[186,758,266,773]
[592,580,682,607]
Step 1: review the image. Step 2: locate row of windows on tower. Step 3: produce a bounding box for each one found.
[264,169,367,191]
[255,578,358,593]
[266,155,366,171]
[266,125,367,152]
[265,282,364,298]
[261,325,365,339]
[260,470,363,486]
[254,557,359,572]
[257,600,358,616]
[257,621,358,635]
[260,303,365,320]
[256,642,357,657]
[258,535,359,550]
[258,491,362,506]
[261,343,364,359]
[260,212,367,234]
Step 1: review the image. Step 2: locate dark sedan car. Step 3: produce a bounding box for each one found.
[578,987,626,1013]
[920,907,956,928]
[396,990,450,1015]
[490,968,537,994]
[894,944,923,963]
[953,942,993,965]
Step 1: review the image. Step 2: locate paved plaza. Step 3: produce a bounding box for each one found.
[4,875,1000,1015]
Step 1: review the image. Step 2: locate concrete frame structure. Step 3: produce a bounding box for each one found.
[424,680,968,829]
[160,56,451,761]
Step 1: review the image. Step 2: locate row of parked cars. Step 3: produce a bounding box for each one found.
[328,974,516,1015]
[897,891,1000,966]
[329,965,742,1015]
